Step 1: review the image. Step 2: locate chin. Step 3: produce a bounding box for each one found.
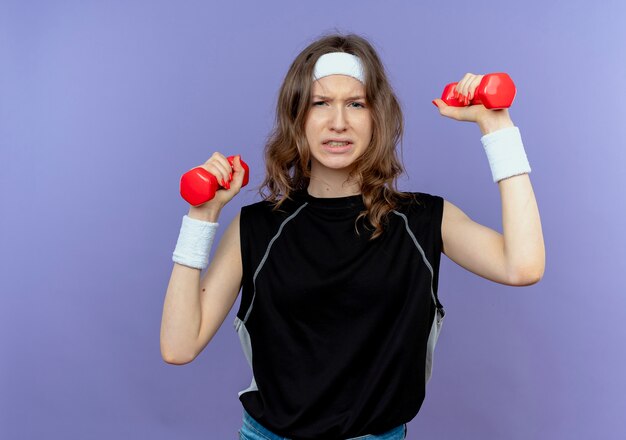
[314,158,357,172]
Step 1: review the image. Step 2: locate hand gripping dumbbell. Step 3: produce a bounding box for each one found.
[180,155,250,207]
[441,72,516,109]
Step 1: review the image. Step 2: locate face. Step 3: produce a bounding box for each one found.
[304,74,373,177]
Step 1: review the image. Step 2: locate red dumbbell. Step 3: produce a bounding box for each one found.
[180,155,250,207]
[441,72,516,109]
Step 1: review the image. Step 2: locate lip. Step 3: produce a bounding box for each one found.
[322,138,354,144]
[322,142,353,153]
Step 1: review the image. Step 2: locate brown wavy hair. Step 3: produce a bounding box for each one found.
[257,32,417,240]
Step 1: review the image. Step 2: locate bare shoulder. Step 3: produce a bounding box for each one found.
[440,198,513,284]
[441,199,471,254]
[442,198,469,222]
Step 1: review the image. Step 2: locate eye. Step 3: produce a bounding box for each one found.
[312,101,327,106]
[349,102,366,108]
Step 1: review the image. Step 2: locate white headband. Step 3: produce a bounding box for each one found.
[313,52,365,83]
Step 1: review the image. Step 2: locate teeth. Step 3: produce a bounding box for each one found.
[327,141,349,146]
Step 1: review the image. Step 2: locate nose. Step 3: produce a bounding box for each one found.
[329,106,348,132]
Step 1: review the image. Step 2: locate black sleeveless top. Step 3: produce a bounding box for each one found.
[233,189,445,440]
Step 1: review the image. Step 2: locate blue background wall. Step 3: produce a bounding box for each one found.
[1,1,624,438]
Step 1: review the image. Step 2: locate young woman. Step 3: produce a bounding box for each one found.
[161,33,545,440]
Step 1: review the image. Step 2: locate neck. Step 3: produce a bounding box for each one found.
[307,166,361,198]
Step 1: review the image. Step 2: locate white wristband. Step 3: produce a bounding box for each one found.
[172,215,219,270]
[481,126,531,183]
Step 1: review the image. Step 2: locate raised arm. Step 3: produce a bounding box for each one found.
[160,153,246,364]
[441,173,545,286]
[160,210,243,364]
[433,73,545,286]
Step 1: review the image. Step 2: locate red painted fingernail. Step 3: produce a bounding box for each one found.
[432,100,438,108]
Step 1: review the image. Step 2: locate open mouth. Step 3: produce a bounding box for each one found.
[322,141,353,153]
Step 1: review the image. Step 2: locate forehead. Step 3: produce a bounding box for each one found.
[311,74,365,97]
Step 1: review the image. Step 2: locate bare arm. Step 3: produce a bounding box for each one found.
[442,172,545,286]
[160,207,243,364]
[161,152,246,364]
[434,78,545,286]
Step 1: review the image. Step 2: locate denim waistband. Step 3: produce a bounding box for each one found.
[241,408,407,440]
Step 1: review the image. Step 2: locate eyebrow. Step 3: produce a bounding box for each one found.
[312,95,366,101]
